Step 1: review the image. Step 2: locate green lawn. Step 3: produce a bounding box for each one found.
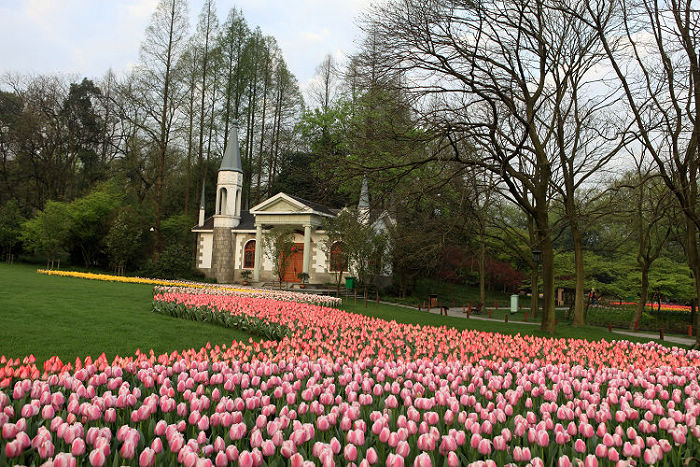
[0,263,255,365]
[341,300,685,347]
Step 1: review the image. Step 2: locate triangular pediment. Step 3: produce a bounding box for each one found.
[263,198,302,212]
[250,192,307,214]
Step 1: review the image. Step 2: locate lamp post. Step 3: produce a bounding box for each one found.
[532,249,542,266]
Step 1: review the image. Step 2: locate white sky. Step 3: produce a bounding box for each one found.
[0,0,374,97]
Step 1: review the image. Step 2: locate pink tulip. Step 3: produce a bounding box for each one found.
[239,450,254,467]
[290,453,304,467]
[151,437,163,453]
[414,453,432,467]
[154,420,167,436]
[5,439,21,458]
[120,440,136,459]
[38,439,54,458]
[493,435,506,451]
[344,443,358,462]
[71,438,86,456]
[477,438,492,456]
[214,451,228,467]
[2,422,17,439]
[643,448,657,464]
[583,455,598,467]
[104,408,116,423]
[595,443,607,458]
[226,445,239,462]
[386,453,404,467]
[139,447,155,467]
[54,452,77,467]
[89,448,106,467]
[367,447,379,464]
[558,455,572,467]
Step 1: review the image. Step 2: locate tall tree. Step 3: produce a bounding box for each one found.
[217,7,249,150]
[133,0,189,257]
[194,0,219,209]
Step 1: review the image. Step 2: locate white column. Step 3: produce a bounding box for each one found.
[302,224,312,276]
[253,224,262,281]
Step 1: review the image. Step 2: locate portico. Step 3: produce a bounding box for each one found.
[248,193,334,283]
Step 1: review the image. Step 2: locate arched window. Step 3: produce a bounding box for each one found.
[243,240,256,269]
[218,188,227,215]
[330,242,346,272]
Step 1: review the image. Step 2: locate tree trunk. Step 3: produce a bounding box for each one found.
[541,234,556,333]
[530,267,539,319]
[631,265,649,330]
[572,225,585,326]
[687,218,700,346]
[478,232,486,309]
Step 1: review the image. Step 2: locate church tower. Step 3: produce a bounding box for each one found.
[211,124,243,283]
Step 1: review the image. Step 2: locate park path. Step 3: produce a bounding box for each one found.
[377,301,696,347]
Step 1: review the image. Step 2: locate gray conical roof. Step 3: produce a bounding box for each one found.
[220,124,242,173]
[358,177,370,210]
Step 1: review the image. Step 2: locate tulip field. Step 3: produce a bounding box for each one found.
[2,282,700,466]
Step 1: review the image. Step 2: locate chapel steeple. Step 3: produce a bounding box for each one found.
[198,182,206,226]
[214,123,243,228]
[358,176,370,225]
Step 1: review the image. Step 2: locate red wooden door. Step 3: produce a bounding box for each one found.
[281,243,304,282]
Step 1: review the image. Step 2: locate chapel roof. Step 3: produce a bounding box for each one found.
[286,194,339,217]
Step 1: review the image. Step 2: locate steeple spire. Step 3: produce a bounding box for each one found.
[198,182,206,226]
[220,121,243,173]
[358,177,370,225]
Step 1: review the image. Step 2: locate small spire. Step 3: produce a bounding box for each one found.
[220,120,243,173]
[358,177,370,210]
[199,182,206,210]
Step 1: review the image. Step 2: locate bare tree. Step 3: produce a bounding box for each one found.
[615,152,673,329]
[580,0,700,344]
[310,54,340,111]
[363,0,619,332]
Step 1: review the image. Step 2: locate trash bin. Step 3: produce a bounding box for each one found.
[510,294,519,314]
[345,276,356,291]
[429,294,438,308]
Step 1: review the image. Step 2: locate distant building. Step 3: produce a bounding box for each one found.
[192,125,391,285]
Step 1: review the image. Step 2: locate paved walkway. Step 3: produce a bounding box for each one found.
[378,301,697,347]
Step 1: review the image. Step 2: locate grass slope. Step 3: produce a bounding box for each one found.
[0,264,255,365]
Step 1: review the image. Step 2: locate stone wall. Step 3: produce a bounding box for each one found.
[211,227,234,284]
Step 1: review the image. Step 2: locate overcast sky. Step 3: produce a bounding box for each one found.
[0,0,374,94]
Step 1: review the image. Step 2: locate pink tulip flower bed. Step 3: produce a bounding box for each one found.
[1,289,699,466]
[153,285,342,308]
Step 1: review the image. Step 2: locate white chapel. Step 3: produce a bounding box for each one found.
[192,125,384,285]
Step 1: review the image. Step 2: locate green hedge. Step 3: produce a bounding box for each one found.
[587,306,694,334]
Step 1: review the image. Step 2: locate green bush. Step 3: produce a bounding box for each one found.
[587,306,693,333]
[140,244,195,280]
